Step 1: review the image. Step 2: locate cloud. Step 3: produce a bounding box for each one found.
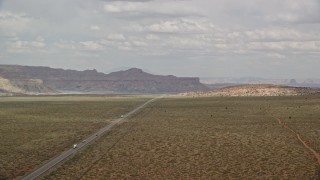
[1,0,320,78]
[102,0,152,2]
[146,18,212,33]
[107,33,126,41]
[267,53,286,59]
[247,41,320,52]
[102,0,201,19]
[5,36,46,53]
[264,0,320,24]
[55,40,104,52]
[243,28,317,42]
[79,41,104,51]
[0,11,32,33]
[90,25,101,31]
[104,2,143,13]
[145,34,160,40]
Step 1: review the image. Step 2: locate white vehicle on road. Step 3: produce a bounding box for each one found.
[121,115,124,118]
[22,97,160,180]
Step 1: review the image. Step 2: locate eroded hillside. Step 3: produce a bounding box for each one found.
[182,84,320,97]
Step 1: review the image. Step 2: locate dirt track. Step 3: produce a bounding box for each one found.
[276,117,320,166]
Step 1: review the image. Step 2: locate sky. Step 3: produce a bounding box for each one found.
[0,0,320,78]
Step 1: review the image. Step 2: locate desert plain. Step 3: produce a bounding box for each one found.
[0,95,319,179]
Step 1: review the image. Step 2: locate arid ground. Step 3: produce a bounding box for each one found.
[40,95,320,179]
[0,95,150,179]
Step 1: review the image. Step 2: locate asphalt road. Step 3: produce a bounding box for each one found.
[22,96,163,180]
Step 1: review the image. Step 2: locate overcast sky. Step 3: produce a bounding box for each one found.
[0,0,319,78]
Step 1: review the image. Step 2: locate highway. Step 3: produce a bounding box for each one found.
[22,96,163,180]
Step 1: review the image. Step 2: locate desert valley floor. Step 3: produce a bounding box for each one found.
[0,95,319,179]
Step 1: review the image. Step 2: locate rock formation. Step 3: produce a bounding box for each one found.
[0,65,209,95]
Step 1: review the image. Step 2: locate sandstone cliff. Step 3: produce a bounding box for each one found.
[0,76,56,95]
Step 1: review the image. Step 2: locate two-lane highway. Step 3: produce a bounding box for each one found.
[23,96,163,180]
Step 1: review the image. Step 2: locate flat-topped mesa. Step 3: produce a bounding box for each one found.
[0,65,105,81]
[0,65,209,94]
[107,68,156,80]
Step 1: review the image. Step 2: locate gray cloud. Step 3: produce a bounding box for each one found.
[0,0,319,78]
[102,0,202,20]
[102,0,153,1]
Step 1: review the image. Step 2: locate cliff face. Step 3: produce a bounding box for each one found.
[0,76,56,95]
[0,65,209,94]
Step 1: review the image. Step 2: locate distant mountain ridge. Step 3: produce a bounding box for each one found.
[201,77,320,88]
[0,64,209,95]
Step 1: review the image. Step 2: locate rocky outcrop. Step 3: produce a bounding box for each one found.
[0,65,209,94]
[181,84,320,97]
[0,76,24,94]
[0,76,56,95]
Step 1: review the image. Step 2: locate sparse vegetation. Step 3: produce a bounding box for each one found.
[43,96,320,179]
[0,95,150,179]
